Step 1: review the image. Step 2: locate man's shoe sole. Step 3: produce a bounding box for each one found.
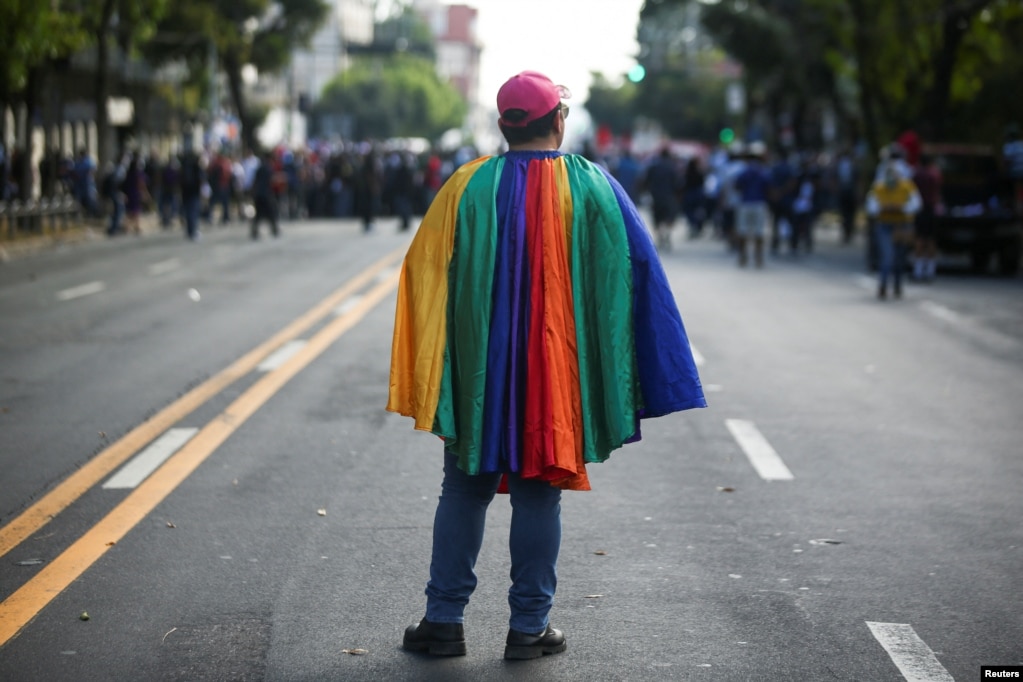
[504,640,567,660]
[402,639,467,656]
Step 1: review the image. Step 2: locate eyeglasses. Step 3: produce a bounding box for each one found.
[560,103,570,120]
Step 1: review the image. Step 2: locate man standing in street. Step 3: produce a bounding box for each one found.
[388,70,706,661]
[734,142,771,267]
[179,149,204,242]
[250,151,280,240]
[642,147,681,251]
[866,164,921,299]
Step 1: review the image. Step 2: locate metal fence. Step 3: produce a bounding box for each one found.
[0,196,85,239]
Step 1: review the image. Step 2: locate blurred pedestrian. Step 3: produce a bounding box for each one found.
[611,149,642,204]
[179,149,205,241]
[682,157,706,239]
[390,152,417,232]
[100,159,125,237]
[250,151,279,240]
[208,152,233,224]
[768,150,797,253]
[121,153,148,236]
[73,147,99,217]
[642,147,681,251]
[834,147,859,245]
[157,156,180,228]
[356,150,382,233]
[866,164,921,299]
[733,142,771,267]
[912,153,942,282]
[390,70,706,661]
[790,164,817,255]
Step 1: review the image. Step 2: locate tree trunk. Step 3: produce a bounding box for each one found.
[223,51,257,153]
[94,0,118,168]
[849,0,880,154]
[0,89,9,198]
[922,1,990,140]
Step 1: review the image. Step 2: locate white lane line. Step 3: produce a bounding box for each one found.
[690,344,705,367]
[103,428,199,489]
[854,275,875,291]
[918,300,963,325]
[725,419,794,481]
[56,281,106,301]
[149,258,181,276]
[866,622,954,682]
[334,294,364,317]
[257,339,307,372]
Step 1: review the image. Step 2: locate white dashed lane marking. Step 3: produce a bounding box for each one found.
[102,428,198,489]
[918,300,963,324]
[56,281,106,301]
[690,344,705,367]
[148,258,181,276]
[866,622,955,682]
[725,419,794,481]
[257,339,307,372]
[334,294,364,317]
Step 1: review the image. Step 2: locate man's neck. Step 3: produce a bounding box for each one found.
[507,133,562,152]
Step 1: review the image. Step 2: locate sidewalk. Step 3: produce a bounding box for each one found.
[0,213,164,264]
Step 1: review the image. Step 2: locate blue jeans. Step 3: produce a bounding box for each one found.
[425,452,562,634]
[874,222,909,290]
[182,196,201,239]
[107,197,124,235]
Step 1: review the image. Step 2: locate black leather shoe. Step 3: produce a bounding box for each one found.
[402,618,466,656]
[504,624,567,660]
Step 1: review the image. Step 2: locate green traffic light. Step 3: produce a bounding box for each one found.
[627,65,646,83]
[719,128,735,144]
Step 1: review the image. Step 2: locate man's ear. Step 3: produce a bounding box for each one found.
[553,109,566,135]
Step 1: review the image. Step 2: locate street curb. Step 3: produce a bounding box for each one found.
[0,228,105,263]
[0,216,163,264]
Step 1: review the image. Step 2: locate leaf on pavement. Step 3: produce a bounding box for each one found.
[584,594,603,599]
[317,508,327,516]
[342,648,369,655]
[716,486,735,492]
[593,550,607,555]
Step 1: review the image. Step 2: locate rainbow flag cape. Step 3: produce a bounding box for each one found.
[387,150,705,490]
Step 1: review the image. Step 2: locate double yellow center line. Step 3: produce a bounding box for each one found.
[0,247,406,647]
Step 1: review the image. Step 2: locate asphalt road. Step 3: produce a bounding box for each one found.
[0,215,1021,681]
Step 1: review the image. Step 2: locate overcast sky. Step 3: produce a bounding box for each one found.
[468,0,646,107]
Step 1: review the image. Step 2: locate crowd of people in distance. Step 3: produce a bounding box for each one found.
[14,120,1023,297]
[31,140,480,241]
[601,140,862,264]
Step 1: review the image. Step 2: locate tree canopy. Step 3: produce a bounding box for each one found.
[0,1,86,100]
[315,55,467,141]
[628,0,1023,150]
[146,0,329,151]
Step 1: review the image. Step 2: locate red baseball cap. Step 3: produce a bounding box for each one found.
[497,71,571,128]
